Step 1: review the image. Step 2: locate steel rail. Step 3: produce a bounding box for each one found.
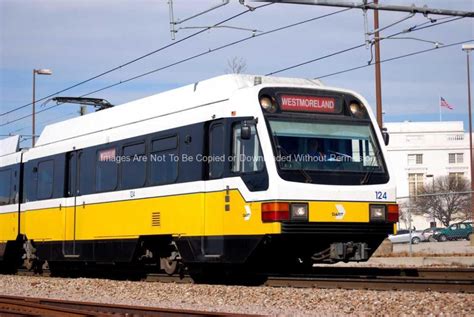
[266,267,474,292]
[266,275,474,292]
[0,295,259,317]
[11,266,474,293]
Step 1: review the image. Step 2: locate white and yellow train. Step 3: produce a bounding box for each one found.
[0,74,398,276]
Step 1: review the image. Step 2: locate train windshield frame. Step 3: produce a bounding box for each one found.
[259,87,390,185]
[266,116,389,185]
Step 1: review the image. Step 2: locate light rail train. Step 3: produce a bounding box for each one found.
[0,74,398,278]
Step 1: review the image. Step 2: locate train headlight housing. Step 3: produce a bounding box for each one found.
[259,96,277,113]
[349,101,366,119]
[370,204,386,221]
[291,203,308,221]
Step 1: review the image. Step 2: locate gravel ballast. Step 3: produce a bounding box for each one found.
[0,275,473,316]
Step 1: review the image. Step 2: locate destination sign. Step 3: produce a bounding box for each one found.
[280,95,341,114]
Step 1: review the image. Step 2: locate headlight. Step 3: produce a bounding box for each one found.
[349,101,366,119]
[349,102,360,114]
[370,205,386,221]
[259,96,277,113]
[291,203,308,221]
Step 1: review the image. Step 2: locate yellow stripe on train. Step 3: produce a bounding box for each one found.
[20,190,280,242]
[0,212,18,243]
[18,189,389,243]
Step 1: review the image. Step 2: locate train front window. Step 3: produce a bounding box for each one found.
[268,119,387,184]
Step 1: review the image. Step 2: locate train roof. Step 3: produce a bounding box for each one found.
[0,135,20,157]
[33,74,322,147]
[0,135,22,167]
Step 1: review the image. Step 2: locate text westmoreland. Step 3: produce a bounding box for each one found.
[281,96,335,111]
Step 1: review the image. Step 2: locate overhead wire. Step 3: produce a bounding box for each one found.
[9,111,78,134]
[1,13,467,129]
[0,2,273,118]
[266,16,465,75]
[314,39,473,80]
[75,8,353,97]
[83,13,464,95]
[1,7,353,129]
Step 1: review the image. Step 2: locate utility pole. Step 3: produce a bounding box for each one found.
[374,0,382,128]
[462,44,474,244]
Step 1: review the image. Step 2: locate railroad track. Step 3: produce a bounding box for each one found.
[266,267,474,293]
[0,295,258,317]
[146,267,474,293]
[14,267,474,293]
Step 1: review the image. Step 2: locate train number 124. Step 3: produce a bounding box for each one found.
[375,191,387,200]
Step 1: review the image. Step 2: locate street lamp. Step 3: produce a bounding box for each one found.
[462,44,474,245]
[32,68,53,147]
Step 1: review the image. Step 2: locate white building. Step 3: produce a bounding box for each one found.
[385,121,471,230]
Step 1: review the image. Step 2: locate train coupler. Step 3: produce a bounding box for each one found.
[328,242,370,262]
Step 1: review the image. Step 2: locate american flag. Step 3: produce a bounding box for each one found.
[440,97,454,110]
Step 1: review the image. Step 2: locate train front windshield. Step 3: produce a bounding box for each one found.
[268,118,388,185]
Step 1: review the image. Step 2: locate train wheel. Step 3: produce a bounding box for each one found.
[160,256,178,275]
[21,239,44,274]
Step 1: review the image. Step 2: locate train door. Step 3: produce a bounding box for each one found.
[63,150,81,257]
[202,120,226,258]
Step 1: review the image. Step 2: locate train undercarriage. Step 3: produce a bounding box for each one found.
[0,222,392,284]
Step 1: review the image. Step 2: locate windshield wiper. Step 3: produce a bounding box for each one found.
[272,132,313,183]
[360,146,382,185]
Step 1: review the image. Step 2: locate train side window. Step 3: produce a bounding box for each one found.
[37,160,54,199]
[232,124,264,174]
[0,169,12,205]
[96,147,118,192]
[122,142,146,189]
[209,123,225,179]
[152,136,177,152]
[150,135,178,185]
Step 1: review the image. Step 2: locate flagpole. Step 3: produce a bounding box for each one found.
[439,95,442,121]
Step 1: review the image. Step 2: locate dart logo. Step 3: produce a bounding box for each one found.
[243,205,251,221]
[332,204,346,220]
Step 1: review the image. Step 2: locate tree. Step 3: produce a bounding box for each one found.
[226,57,247,74]
[412,175,471,227]
[397,201,412,229]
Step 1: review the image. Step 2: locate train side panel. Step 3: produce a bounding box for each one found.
[0,154,22,263]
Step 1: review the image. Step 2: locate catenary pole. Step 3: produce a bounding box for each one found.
[374,0,382,128]
[466,49,474,236]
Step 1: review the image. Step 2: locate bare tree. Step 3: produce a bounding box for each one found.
[397,202,411,229]
[412,175,471,227]
[226,57,247,74]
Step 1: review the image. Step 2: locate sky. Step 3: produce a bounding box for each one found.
[0,0,473,146]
